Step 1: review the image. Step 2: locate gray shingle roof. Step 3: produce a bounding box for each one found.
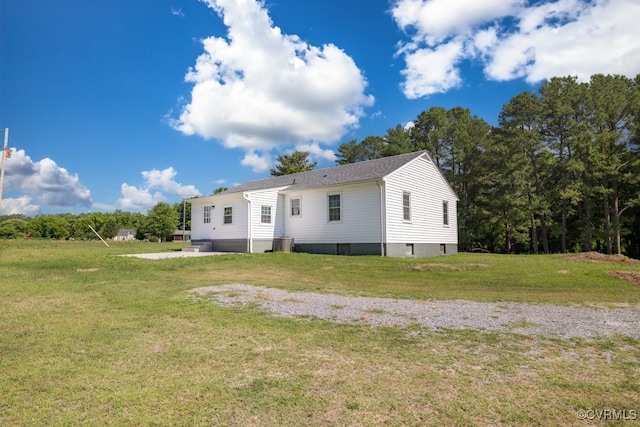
[223,151,428,194]
[116,229,135,237]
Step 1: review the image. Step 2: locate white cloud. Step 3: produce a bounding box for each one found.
[172,0,374,169]
[117,167,202,211]
[511,0,640,83]
[3,149,92,211]
[171,8,185,17]
[117,184,166,211]
[0,196,39,216]
[240,143,336,173]
[295,143,337,163]
[91,202,116,212]
[141,167,201,198]
[516,0,581,34]
[392,0,523,45]
[472,28,498,58]
[401,39,465,98]
[240,151,271,173]
[392,0,640,97]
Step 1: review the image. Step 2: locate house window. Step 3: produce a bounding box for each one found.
[443,201,449,226]
[291,198,301,216]
[261,205,272,224]
[403,192,411,221]
[223,206,233,224]
[204,206,211,224]
[328,194,341,222]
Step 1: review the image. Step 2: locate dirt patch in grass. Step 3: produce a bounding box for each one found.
[607,271,640,286]
[412,263,490,272]
[569,251,640,265]
[77,268,100,272]
[570,253,640,285]
[412,263,461,271]
[466,263,491,269]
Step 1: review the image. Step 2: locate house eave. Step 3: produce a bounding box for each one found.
[278,178,382,194]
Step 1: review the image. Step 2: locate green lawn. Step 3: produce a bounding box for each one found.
[1,240,638,426]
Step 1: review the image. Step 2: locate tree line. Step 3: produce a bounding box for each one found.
[0,202,192,242]
[336,74,640,257]
[274,74,640,257]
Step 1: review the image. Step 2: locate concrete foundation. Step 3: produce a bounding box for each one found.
[191,239,457,258]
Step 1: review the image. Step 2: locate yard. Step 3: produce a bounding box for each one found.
[1,240,639,425]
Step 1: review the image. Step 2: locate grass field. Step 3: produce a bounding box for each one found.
[1,240,639,426]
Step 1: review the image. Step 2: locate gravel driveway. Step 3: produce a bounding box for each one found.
[191,284,640,340]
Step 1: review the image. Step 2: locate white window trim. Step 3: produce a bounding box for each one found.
[442,200,449,227]
[290,196,302,217]
[327,192,342,223]
[402,191,412,223]
[203,205,211,224]
[223,205,233,225]
[260,205,272,224]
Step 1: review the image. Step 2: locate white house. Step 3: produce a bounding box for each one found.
[114,229,136,241]
[188,151,458,257]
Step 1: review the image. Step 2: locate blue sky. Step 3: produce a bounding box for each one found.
[1,0,638,215]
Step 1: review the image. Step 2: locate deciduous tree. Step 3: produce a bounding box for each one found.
[144,202,180,242]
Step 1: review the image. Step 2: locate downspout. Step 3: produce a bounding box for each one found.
[280,193,286,237]
[242,192,253,253]
[377,181,386,257]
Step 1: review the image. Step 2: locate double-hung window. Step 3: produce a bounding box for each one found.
[291,198,301,216]
[443,201,449,226]
[261,206,272,224]
[403,192,411,222]
[328,194,341,222]
[204,206,211,224]
[223,206,233,224]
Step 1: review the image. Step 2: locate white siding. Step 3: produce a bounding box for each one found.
[190,200,208,240]
[245,188,284,239]
[282,182,382,243]
[190,152,458,252]
[190,194,248,240]
[384,156,458,244]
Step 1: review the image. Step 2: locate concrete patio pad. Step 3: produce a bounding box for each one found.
[120,251,237,260]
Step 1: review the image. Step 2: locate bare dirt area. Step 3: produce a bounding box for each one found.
[411,263,490,271]
[608,271,640,286]
[569,252,640,285]
[569,251,640,265]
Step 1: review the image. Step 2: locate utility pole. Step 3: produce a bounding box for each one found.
[0,128,9,214]
[88,224,109,247]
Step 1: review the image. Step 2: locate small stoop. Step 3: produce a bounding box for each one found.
[182,242,212,252]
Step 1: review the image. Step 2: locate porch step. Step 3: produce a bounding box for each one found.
[182,242,213,253]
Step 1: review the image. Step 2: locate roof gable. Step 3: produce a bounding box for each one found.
[385,153,459,201]
[223,151,429,194]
